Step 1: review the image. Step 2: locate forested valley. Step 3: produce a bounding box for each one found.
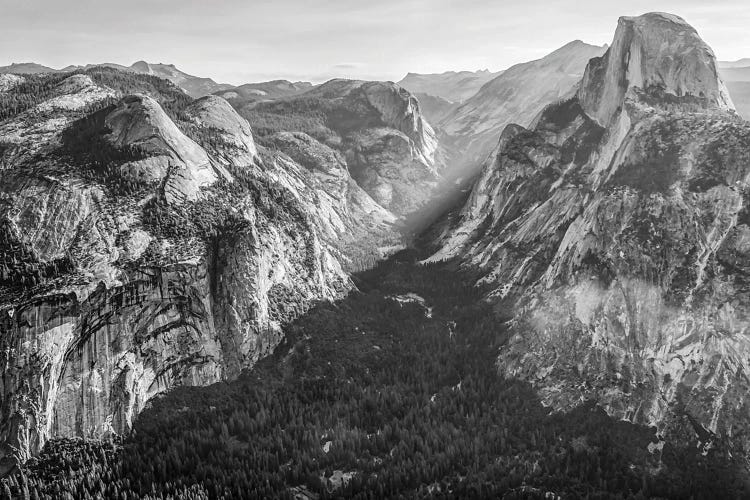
[1,250,746,500]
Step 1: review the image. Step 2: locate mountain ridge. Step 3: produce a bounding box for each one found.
[437,40,607,180]
[398,68,503,104]
[431,11,750,452]
[0,68,406,465]
[0,60,233,98]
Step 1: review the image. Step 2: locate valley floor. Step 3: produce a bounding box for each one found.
[3,251,747,499]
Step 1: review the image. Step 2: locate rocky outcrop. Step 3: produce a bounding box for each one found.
[264,131,397,246]
[0,78,396,464]
[432,13,750,448]
[183,95,259,170]
[104,94,219,204]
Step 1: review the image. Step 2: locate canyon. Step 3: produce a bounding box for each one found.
[1,11,750,491]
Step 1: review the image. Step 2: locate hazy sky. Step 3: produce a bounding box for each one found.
[1,0,749,85]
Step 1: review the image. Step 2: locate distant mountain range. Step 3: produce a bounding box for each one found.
[437,40,608,178]
[397,69,502,104]
[4,56,748,124]
[0,61,234,98]
[432,14,750,468]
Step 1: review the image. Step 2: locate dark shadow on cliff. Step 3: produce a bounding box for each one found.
[6,251,750,499]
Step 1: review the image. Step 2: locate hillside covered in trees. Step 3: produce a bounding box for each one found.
[2,252,746,499]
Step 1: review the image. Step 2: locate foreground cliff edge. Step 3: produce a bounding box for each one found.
[0,69,442,466]
[432,12,750,453]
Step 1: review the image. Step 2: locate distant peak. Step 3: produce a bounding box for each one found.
[546,39,604,58]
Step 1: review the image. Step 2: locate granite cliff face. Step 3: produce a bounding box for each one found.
[578,13,733,126]
[242,79,443,216]
[104,94,219,204]
[432,13,750,448]
[0,70,396,465]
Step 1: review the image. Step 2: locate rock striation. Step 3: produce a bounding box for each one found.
[432,13,750,448]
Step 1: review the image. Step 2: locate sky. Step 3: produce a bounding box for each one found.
[1,0,749,85]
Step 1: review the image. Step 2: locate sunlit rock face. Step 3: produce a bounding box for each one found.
[183,95,259,170]
[336,80,442,215]
[263,131,397,244]
[250,79,443,216]
[104,94,218,204]
[0,78,395,463]
[433,12,750,445]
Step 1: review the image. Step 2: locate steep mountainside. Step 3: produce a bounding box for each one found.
[398,69,502,104]
[0,68,397,467]
[237,79,444,215]
[0,61,232,98]
[432,12,750,451]
[439,41,607,179]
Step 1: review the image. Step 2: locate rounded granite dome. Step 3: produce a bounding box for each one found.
[578,12,734,125]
